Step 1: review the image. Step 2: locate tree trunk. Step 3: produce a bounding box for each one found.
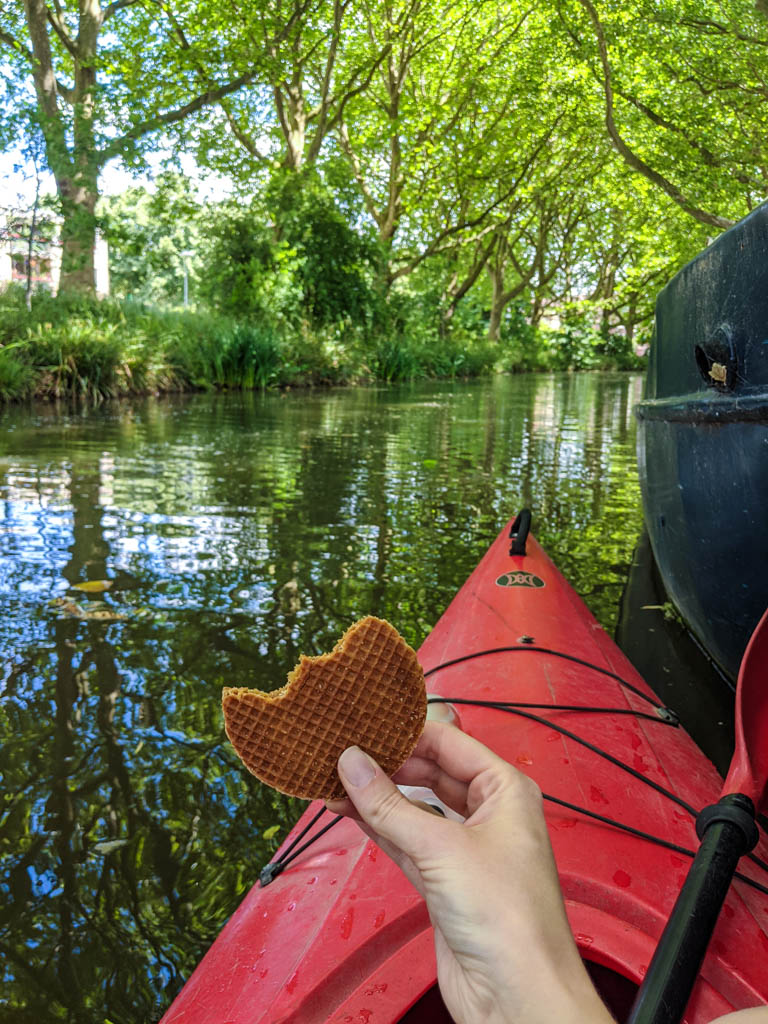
[276,79,307,170]
[23,0,102,293]
[487,263,505,342]
[58,173,98,292]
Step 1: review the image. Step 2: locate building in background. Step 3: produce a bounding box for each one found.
[0,214,109,296]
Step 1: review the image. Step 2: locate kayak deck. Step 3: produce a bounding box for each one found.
[162,519,768,1024]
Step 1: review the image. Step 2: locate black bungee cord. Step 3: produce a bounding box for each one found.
[257,647,768,895]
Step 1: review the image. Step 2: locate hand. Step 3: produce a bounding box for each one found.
[327,721,614,1024]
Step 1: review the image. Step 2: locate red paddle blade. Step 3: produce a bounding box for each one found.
[722,606,768,810]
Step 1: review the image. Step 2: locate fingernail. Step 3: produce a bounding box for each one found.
[339,746,377,789]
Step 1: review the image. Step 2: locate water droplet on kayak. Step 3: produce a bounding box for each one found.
[286,971,299,994]
[516,753,533,765]
[590,785,609,805]
[340,907,355,939]
[335,848,348,856]
[365,982,388,995]
[367,844,378,862]
[633,753,649,773]
[373,910,385,928]
[286,902,296,912]
[329,879,338,885]
[576,933,594,947]
[613,870,631,888]
[307,875,318,885]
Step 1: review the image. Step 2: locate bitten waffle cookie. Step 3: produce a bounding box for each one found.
[222,616,427,799]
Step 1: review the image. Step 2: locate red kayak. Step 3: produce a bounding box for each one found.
[162,515,768,1023]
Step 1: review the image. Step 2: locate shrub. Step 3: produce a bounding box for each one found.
[369,336,422,381]
[0,343,33,401]
[24,317,124,399]
[269,171,382,329]
[197,207,302,325]
[220,324,282,389]
[544,310,603,370]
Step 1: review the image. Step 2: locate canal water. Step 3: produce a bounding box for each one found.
[1,373,646,1021]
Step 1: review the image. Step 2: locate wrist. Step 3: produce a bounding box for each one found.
[485,957,615,1024]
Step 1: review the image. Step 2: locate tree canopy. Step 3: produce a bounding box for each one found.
[2,0,766,340]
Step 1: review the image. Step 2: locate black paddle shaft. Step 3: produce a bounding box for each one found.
[627,794,759,1024]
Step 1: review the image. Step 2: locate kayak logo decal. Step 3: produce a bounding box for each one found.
[495,571,545,589]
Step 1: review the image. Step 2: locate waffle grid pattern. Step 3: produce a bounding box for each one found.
[222,617,427,799]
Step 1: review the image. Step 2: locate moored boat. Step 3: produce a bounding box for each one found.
[161,514,768,1023]
[635,200,768,681]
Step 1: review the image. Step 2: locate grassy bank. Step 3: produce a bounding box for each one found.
[0,287,643,402]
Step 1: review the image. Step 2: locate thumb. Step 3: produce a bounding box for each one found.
[337,745,437,857]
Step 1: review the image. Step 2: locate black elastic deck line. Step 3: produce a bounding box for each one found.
[258,793,768,897]
[260,811,342,885]
[430,698,676,725]
[258,693,768,890]
[544,795,768,897]
[544,794,698,858]
[429,698,698,818]
[432,697,768,877]
[424,646,662,709]
[274,806,326,860]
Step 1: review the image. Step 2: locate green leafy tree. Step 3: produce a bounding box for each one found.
[100,173,203,305]
[200,171,379,330]
[268,169,381,326]
[197,201,302,324]
[560,0,768,228]
[205,0,392,176]
[0,0,279,292]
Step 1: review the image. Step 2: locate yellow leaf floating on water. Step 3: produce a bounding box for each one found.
[85,609,128,622]
[262,825,281,840]
[72,579,113,593]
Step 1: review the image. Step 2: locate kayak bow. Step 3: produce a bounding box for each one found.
[162,516,768,1024]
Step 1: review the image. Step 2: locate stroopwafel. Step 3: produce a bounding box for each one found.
[222,616,427,799]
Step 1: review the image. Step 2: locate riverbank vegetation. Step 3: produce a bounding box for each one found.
[2,0,766,400]
[0,280,635,401]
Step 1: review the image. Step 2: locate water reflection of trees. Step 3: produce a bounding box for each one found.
[0,375,643,1021]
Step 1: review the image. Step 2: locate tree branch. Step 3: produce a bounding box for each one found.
[337,119,383,229]
[616,86,765,191]
[100,71,258,162]
[307,41,392,163]
[445,231,499,315]
[390,123,556,281]
[45,5,77,57]
[219,100,271,164]
[574,0,735,231]
[0,28,34,61]
[102,0,142,21]
[678,16,768,47]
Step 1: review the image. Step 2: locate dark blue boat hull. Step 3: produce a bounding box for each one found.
[636,201,768,681]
